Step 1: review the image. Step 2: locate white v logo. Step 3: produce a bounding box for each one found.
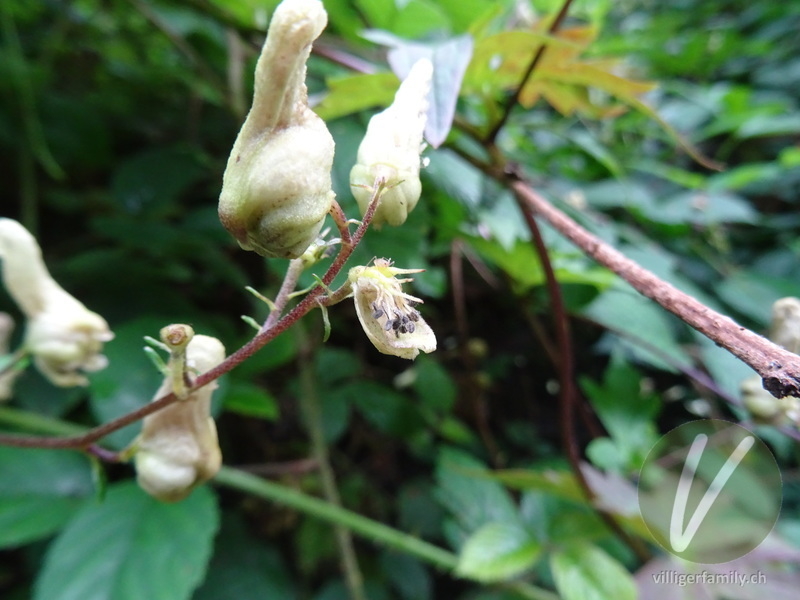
[669,433,755,552]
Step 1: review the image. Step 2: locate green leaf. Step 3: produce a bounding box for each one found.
[34,482,219,600]
[550,543,636,600]
[193,512,294,600]
[580,355,660,471]
[411,356,456,412]
[716,270,800,326]
[455,521,541,582]
[380,552,432,600]
[110,146,207,217]
[583,282,688,372]
[393,0,450,38]
[0,447,93,548]
[347,381,425,437]
[481,469,585,503]
[316,72,399,122]
[223,382,279,420]
[435,448,519,534]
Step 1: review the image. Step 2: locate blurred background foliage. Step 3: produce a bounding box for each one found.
[1,0,799,598]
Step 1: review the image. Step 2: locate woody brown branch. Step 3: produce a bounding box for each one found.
[510,178,800,399]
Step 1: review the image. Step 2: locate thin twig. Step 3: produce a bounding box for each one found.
[520,206,651,563]
[484,0,575,145]
[510,177,800,399]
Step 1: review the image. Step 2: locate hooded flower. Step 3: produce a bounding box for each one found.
[348,259,436,359]
[135,333,225,502]
[0,218,112,387]
[218,0,335,258]
[350,58,433,227]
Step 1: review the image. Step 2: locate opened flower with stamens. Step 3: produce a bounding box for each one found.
[348,259,436,359]
[0,218,113,387]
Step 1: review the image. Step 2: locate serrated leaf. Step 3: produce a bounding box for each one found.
[34,482,218,600]
[0,447,94,548]
[456,521,541,582]
[550,543,637,600]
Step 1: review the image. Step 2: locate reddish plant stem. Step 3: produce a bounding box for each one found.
[520,206,651,562]
[511,178,800,399]
[0,183,385,451]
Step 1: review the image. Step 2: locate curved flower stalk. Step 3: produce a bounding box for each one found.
[0,218,112,387]
[218,0,335,258]
[741,297,800,423]
[348,259,436,359]
[350,58,433,227]
[134,331,226,502]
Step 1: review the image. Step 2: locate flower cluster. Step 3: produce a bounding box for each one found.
[0,218,112,388]
[134,328,225,502]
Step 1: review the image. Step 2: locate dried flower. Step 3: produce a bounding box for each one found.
[350,58,433,227]
[218,0,335,258]
[135,333,225,502]
[348,259,436,359]
[0,218,112,387]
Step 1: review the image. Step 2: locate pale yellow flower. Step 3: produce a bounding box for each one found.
[0,218,112,387]
[350,58,433,227]
[218,0,335,258]
[135,334,225,502]
[348,259,436,359]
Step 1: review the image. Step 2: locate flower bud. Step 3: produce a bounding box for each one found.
[348,259,436,359]
[218,0,335,258]
[0,218,112,387]
[135,334,225,502]
[350,58,433,227]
